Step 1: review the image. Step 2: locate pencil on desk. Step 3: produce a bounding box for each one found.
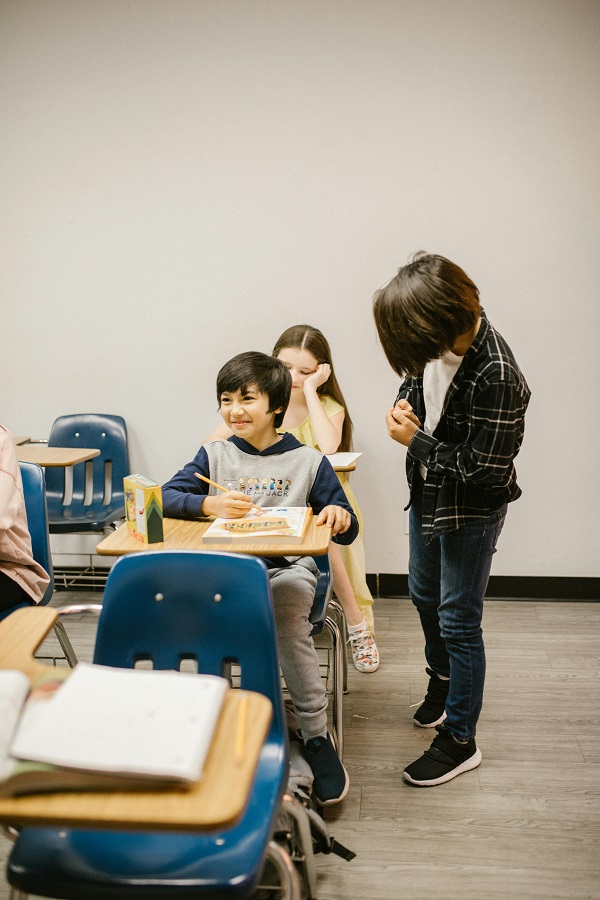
[194,473,262,513]
[235,693,248,765]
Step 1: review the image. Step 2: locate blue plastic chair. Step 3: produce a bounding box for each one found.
[309,553,345,759]
[44,414,130,533]
[7,551,307,899]
[0,463,77,666]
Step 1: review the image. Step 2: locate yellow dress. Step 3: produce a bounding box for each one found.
[283,395,375,632]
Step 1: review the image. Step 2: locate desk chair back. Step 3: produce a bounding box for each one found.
[19,462,54,604]
[93,550,286,714]
[7,550,299,900]
[45,414,129,533]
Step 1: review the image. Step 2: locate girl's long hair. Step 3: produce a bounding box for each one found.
[272,325,353,452]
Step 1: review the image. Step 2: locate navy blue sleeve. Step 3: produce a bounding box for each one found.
[161,447,211,519]
[308,457,359,545]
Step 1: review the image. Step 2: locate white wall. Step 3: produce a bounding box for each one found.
[1,0,598,577]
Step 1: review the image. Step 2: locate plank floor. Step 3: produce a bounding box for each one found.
[1,594,599,899]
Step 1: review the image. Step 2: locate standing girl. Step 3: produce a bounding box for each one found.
[272,325,379,673]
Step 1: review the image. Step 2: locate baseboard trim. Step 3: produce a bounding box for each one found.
[55,566,599,601]
[366,574,600,601]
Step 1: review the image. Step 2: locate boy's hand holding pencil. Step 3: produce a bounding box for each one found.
[194,473,262,519]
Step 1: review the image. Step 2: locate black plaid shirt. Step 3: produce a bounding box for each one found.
[395,309,530,543]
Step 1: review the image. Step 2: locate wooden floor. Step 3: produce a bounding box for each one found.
[1,594,599,899]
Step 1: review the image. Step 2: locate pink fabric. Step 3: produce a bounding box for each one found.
[0,425,49,603]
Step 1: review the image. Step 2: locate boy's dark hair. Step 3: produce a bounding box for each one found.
[216,351,292,428]
[372,252,481,377]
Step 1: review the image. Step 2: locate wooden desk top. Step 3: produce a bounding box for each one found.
[16,446,101,467]
[0,607,272,832]
[12,436,31,446]
[97,515,331,558]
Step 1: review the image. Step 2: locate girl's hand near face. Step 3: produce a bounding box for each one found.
[304,363,331,393]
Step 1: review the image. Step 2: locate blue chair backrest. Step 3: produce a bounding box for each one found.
[93,550,286,739]
[44,414,130,526]
[19,461,54,604]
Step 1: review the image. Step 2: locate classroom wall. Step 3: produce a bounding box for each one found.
[1,0,599,578]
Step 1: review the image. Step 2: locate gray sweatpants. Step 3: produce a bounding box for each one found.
[269,557,328,741]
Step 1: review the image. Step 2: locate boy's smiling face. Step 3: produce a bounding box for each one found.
[219,384,282,451]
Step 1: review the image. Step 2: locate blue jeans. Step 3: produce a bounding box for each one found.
[408,473,507,741]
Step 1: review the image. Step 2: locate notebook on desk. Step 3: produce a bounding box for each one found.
[1,664,228,797]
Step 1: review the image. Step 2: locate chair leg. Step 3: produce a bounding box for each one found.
[265,840,302,900]
[281,795,318,900]
[328,599,349,693]
[324,614,344,760]
[50,603,103,668]
[52,620,79,668]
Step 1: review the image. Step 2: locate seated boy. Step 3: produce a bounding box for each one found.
[162,351,358,805]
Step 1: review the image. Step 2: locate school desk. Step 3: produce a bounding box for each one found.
[12,436,31,446]
[326,451,362,473]
[15,446,101,467]
[96,514,332,558]
[0,606,272,832]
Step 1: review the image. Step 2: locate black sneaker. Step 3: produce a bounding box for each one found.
[403,725,482,786]
[413,667,449,728]
[304,733,349,806]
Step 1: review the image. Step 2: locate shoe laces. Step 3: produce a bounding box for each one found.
[424,668,450,702]
[347,626,378,661]
[305,735,328,753]
[425,726,471,765]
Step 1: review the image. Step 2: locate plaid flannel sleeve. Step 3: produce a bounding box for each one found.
[407,381,527,488]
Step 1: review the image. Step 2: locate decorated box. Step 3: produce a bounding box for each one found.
[123,474,164,544]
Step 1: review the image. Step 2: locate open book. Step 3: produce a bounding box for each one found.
[202,506,312,545]
[0,664,228,797]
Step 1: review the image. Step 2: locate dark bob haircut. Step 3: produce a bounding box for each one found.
[373,252,481,377]
[216,351,292,429]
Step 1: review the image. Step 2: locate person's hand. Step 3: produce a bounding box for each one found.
[201,491,253,518]
[394,399,421,427]
[386,405,420,447]
[304,363,331,392]
[315,504,351,536]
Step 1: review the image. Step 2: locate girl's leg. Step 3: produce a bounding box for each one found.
[329,542,364,626]
[330,543,380,673]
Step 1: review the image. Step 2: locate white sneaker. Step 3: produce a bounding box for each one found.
[347,621,380,673]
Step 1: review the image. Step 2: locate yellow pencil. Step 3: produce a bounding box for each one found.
[194,473,262,513]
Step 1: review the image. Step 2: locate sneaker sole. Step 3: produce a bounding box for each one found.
[353,660,380,673]
[314,765,350,806]
[413,710,447,728]
[402,748,482,787]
